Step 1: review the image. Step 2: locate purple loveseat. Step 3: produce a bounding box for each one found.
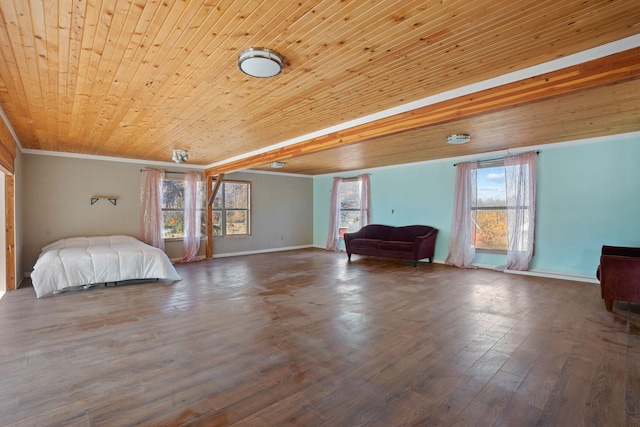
[344,224,438,267]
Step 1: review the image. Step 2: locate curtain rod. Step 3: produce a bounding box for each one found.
[342,173,372,181]
[453,150,539,167]
[140,170,204,175]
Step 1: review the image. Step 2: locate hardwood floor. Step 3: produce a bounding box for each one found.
[1,248,639,426]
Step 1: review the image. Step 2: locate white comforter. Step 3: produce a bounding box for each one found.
[31,235,181,298]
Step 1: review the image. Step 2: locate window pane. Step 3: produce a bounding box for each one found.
[200,211,206,236]
[340,181,360,209]
[212,192,223,209]
[472,164,508,251]
[340,211,360,233]
[162,179,184,209]
[472,209,507,250]
[225,182,248,209]
[338,180,361,235]
[161,178,205,240]
[212,210,222,236]
[163,211,184,238]
[209,181,251,237]
[226,210,248,235]
[476,166,506,208]
[198,182,207,207]
[510,208,531,251]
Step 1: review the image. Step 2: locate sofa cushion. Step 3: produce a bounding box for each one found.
[378,241,413,253]
[349,238,384,250]
[389,225,433,242]
[360,224,395,240]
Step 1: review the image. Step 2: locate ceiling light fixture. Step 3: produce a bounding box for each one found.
[270,161,285,168]
[446,134,471,145]
[172,149,189,163]
[238,48,284,78]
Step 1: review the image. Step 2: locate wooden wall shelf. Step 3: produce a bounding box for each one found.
[91,196,118,206]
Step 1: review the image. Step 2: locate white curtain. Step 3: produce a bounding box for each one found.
[503,151,537,270]
[445,161,478,268]
[140,168,165,251]
[180,171,203,263]
[359,174,371,227]
[325,177,343,251]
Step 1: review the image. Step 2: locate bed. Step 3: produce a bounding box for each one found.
[31,235,182,298]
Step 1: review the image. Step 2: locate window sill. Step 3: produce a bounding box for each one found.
[475,248,507,255]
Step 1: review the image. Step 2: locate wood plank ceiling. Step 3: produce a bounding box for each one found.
[0,0,639,175]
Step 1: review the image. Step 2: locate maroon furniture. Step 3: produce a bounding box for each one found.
[597,245,640,312]
[344,224,438,267]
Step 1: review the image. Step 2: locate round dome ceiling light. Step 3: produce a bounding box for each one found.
[238,48,284,78]
[446,134,471,145]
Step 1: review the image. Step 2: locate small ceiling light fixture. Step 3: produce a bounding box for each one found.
[270,161,285,168]
[172,149,189,163]
[446,134,471,145]
[238,48,284,78]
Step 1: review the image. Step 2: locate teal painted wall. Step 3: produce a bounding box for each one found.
[313,135,640,278]
[531,137,640,275]
[313,162,456,261]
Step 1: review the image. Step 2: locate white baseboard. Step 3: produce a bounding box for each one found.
[432,259,598,284]
[503,268,598,284]
[211,245,314,259]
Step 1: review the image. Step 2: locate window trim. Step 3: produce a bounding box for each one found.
[472,160,534,253]
[211,179,252,238]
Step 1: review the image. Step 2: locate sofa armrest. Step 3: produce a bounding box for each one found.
[599,255,640,304]
[600,255,640,285]
[602,245,640,258]
[414,228,438,244]
[413,228,438,260]
[344,228,367,248]
[597,245,640,280]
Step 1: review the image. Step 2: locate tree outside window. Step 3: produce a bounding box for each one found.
[161,178,206,239]
[211,181,251,237]
[472,164,508,251]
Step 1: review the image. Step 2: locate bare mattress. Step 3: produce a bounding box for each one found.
[31,235,181,297]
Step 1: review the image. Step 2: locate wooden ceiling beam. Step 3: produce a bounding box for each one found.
[205,46,640,176]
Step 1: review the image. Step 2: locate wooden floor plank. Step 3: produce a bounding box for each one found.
[0,248,638,426]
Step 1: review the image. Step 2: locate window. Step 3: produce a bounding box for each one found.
[211,180,251,237]
[339,179,362,235]
[472,162,507,252]
[326,174,370,251]
[161,178,206,239]
[448,151,536,269]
